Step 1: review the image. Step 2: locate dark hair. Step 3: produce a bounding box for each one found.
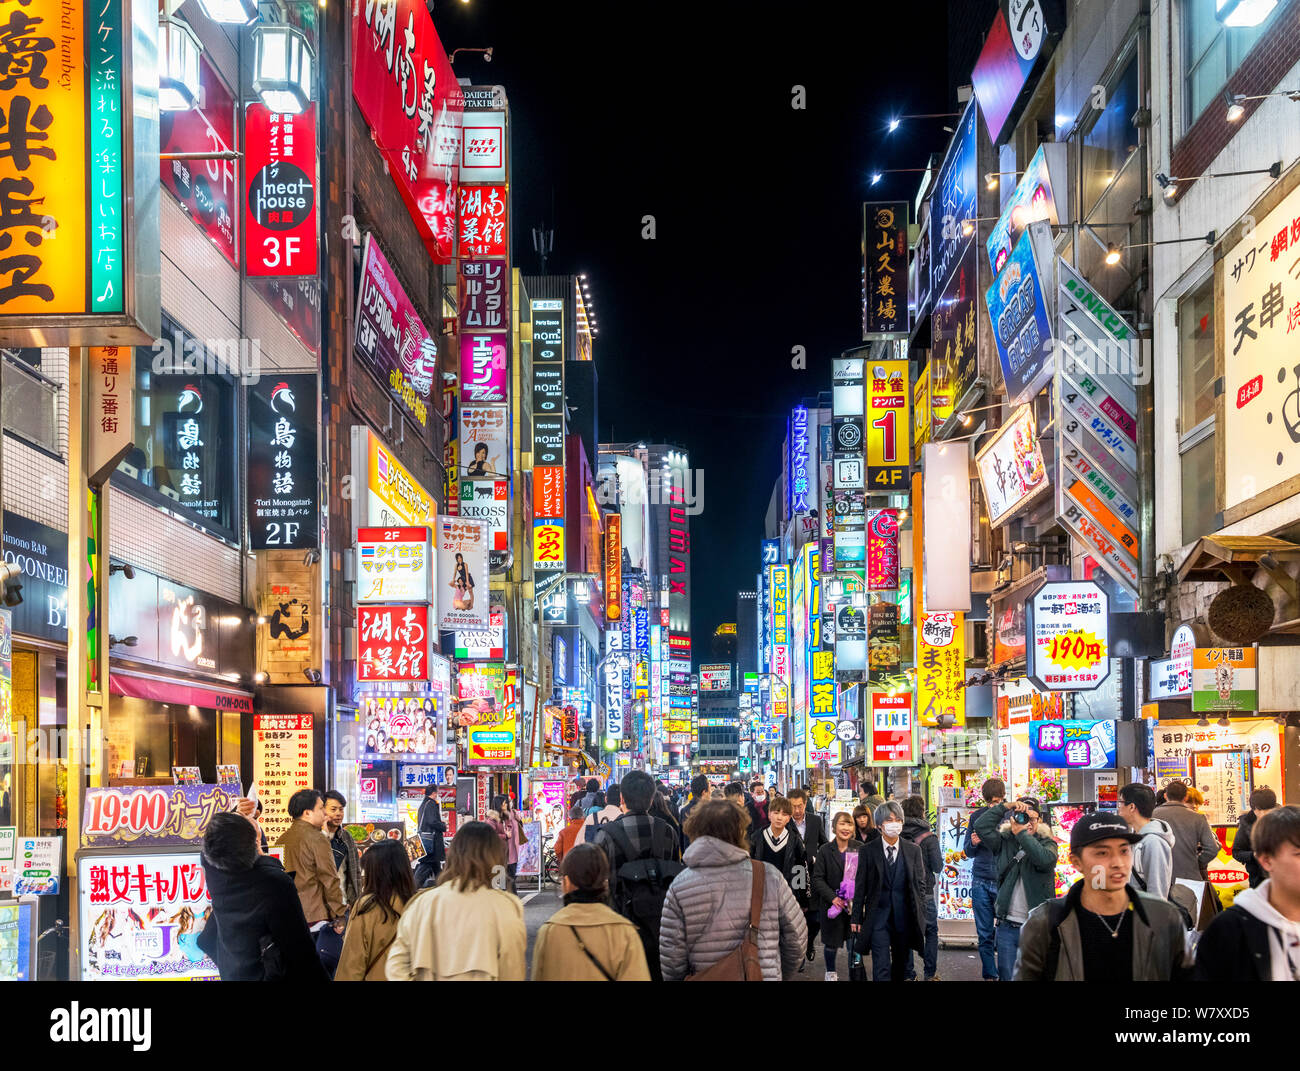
[1252,805,1300,858]
[203,812,258,872]
[424,785,438,798]
[690,775,709,798]
[723,781,745,798]
[768,795,793,817]
[560,843,610,899]
[491,794,510,813]
[355,839,417,923]
[586,778,600,792]
[323,789,346,808]
[288,788,322,819]
[1250,787,1278,812]
[982,778,1006,803]
[852,804,874,831]
[474,441,488,455]
[1155,788,1168,806]
[438,821,505,893]
[786,787,808,802]
[591,791,607,809]
[620,770,655,813]
[683,798,749,848]
[1163,781,1189,802]
[606,783,621,807]
[901,795,926,820]
[1119,783,1156,819]
[861,781,878,796]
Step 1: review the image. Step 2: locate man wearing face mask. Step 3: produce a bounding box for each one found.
[970,795,1059,981]
[850,801,928,981]
[749,781,770,832]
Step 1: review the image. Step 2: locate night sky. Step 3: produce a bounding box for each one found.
[440,1,953,646]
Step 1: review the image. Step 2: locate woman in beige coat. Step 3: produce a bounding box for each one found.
[531,843,650,981]
[335,839,417,981]
[387,821,526,981]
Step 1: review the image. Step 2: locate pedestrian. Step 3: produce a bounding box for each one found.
[1231,788,1279,889]
[555,803,587,862]
[413,785,447,888]
[580,778,601,811]
[750,794,808,901]
[964,778,1003,982]
[1196,805,1300,981]
[199,811,327,981]
[592,769,683,981]
[386,820,526,981]
[275,788,346,978]
[650,788,683,845]
[680,774,709,837]
[322,790,362,909]
[811,811,863,980]
[724,780,763,832]
[901,794,943,981]
[849,801,928,982]
[1015,813,1190,981]
[749,780,770,831]
[787,787,826,963]
[531,844,651,981]
[659,798,807,980]
[486,794,526,895]
[1154,781,1220,884]
[575,782,622,845]
[657,780,681,823]
[970,794,1058,981]
[335,839,417,981]
[1118,783,1175,898]
[584,790,607,817]
[852,804,880,846]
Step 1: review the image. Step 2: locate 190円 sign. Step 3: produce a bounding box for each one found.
[1027,580,1110,692]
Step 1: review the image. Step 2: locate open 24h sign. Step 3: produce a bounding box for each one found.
[1027,580,1109,692]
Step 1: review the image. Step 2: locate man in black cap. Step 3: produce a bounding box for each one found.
[1014,812,1191,981]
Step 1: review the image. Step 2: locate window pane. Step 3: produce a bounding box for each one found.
[1184,0,1220,72]
[1181,434,1217,543]
[1082,59,1139,217]
[1178,275,1216,431]
[1188,33,1227,123]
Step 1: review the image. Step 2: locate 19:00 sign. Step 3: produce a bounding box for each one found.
[84,789,170,837]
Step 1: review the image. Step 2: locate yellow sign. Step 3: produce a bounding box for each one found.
[917,612,966,727]
[357,427,437,529]
[866,359,911,490]
[912,363,931,460]
[714,623,737,636]
[533,521,565,571]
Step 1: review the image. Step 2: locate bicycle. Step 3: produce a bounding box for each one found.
[36,918,67,980]
[540,833,561,887]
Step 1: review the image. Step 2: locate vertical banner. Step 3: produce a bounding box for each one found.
[921,442,972,611]
[606,514,622,621]
[866,360,910,491]
[438,518,490,630]
[866,509,900,591]
[768,563,790,718]
[863,201,910,338]
[247,375,319,550]
[917,611,966,727]
[253,714,314,843]
[244,103,319,277]
[88,346,135,485]
[806,648,839,767]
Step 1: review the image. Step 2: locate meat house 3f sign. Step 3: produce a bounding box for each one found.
[0,0,160,345]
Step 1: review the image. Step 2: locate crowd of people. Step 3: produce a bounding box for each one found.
[195,772,1300,982]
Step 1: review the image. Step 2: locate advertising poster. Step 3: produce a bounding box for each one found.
[866,361,910,491]
[460,406,510,480]
[356,527,432,604]
[357,606,429,683]
[0,899,33,980]
[921,442,972,612]
[79,851,218,980]
[81,783,242,849]
[868,601,901,684]
[1191,648,1257,713]
[1192,749,1252,827]
[928,99,978,302]
[1028,719,1117,769]
[352,426,438,530]
[917,612,966,727]
[459,479,510,557]
[936,807,974,921]
[699,665,732,692]
[533,519,566,574]
[460,333,509,403]
[866,509,900,590]
[453,603,507,660]
[360,695,453,762]
[438,518,490,630]
[459,663,515,766]
[986,224,1055,405]
[930,239,980,427]
[986,144,1065,272]
[1027,581,1109,692]
[516,822,543,877]
[975,404,1048,525]
[251,716,314,843]
[1152,719,1283,800]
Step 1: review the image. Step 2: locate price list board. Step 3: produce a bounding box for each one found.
[253,714,314,842]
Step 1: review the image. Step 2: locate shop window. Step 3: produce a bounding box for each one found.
[1178,275,1216,434]
[1080,55,1140,220]
[1183,0,1278,129]
[116,318,239,540]
[1,349,59,456]
[1181,432,1217,544]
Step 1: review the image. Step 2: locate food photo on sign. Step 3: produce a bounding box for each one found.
[975,405,1048,526]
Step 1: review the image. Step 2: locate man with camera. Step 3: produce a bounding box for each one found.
[970,794,1058,980]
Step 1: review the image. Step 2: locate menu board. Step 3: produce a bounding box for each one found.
[252,714,314,843]
[78,851,219,980]
[1193,749,1253,828]
[936,807,974,921]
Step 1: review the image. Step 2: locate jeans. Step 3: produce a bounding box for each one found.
[971,876,999,979]
[906,893,940,979]
[995,919,1022,981]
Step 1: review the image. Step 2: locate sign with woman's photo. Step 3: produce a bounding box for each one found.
[437,518,489,630]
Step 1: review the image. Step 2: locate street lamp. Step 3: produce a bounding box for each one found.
[159,15,202,112]
[194,0,258,24]
[251,24,314,115]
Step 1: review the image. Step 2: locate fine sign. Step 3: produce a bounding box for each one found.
[1027,580,1110,692]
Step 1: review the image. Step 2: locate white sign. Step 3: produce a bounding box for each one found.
[1027,581,1110,692]
[975,405,1048,526]
[0,826,14,891]
[835,456,865,489]
[356,527,433,604]
[399,764,455,788]
[1150,624,1196,700]
[606,663,625,738]
[699,665,733,692]
[922,442,972,611]
[12,836,60,895]
[460,110,507,183]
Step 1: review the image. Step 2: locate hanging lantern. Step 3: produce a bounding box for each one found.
[158,14,202,112]
[251,24,314,115]
[194,0,258,23]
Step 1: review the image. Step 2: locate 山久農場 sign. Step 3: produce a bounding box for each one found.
[1027,581,1110,692]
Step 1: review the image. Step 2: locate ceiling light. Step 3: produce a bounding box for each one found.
[158,15,202,111]
[961,218,975,237]
[960,412,972,427]
[195,0,258,23]
[252,24,314,115]
[1104,243,1122,266]
[1224,89,1246,122]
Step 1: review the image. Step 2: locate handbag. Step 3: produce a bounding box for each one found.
[686,860,766,982]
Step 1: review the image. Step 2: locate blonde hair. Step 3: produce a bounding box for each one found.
[1185,786,1206,808]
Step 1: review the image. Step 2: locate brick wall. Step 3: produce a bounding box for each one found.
[1168,0,1300,203]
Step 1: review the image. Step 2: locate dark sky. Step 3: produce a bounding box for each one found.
[440,1,953,647]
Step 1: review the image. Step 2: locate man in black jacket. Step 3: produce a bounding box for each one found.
[414,785,447,887]
[901,794,944,981]
[788,787,827,960]
[199,812,327,981]
[1197,805,1300,981]
[852,801,928,981]
[1231,787,1278,889]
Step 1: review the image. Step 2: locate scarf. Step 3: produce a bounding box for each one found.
[762,827,789,855]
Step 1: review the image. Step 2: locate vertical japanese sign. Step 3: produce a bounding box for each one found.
[768,563,790,717]
[357,606,430,683]
[789,405,813,515]
[351,425,438,530]
[244,103,318,277]
[88,346,135,485]
[986,221,1054,405]
[922,442,972,612]
[253,713,313,843]
[917,611,965,727]
[248,375,318,550]
[931,240,980,426]
[458,259,509,331]
[866,359,910,490]
[356,526,431,604]
[805,647,839,767]
[350,0,463,262]
[437,518,489,630]
[456,184,508,257]
[606,514,622,621]
[863,201,909,338]
[1221,184,1300,515]
[867,601,900,684]
[866,509,900,590]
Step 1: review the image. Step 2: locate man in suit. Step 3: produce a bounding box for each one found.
[788,787,827,961]
[852,801,927,981]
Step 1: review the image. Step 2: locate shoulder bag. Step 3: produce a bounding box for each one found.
[685,860,766,981]
[569,926,616,981]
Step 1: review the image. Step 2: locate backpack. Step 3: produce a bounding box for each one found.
[602,819,684,944]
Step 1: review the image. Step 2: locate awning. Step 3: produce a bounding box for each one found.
[110,670,254,714]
